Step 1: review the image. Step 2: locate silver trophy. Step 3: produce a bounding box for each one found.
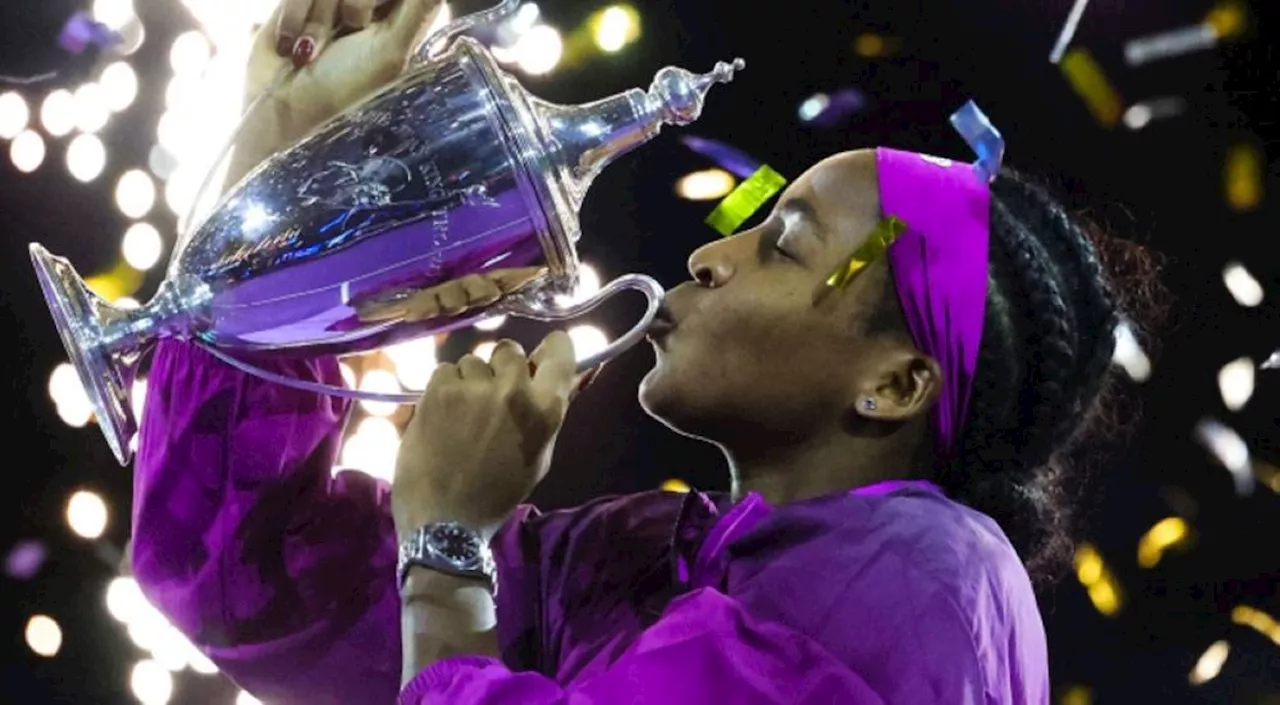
[29,0,744,466]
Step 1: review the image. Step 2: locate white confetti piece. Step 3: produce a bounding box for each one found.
[1217,357,1255,411]
[1222,262,1264,307]
[1112,321,1152,382]
[1193,419,1253,495]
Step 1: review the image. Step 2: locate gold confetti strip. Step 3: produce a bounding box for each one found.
[1205,0,1248,40]
[660,479,691,493]
[705,164,788,236]
[1231,605,1280,646]
[1059,684,1093,705]
[1225,143,1263,212]
[1060,48,1123,128]
[1074,543,1123,617]
[85,261,145,303]
[853,33,903,58]
[824,217,908,290]
[1136,516,1192,568]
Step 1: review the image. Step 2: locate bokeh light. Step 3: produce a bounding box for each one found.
[593,5,640,53]
[66,490,109,540]
[10,129,46,173]
[358,368,402,417]
[116,169,156,218]
[100,61,139,113]
[92,0,136,31]
[122,222,164,271]
[0,91,30,139]
[73,82,111,134]
[514,24,563,75]
[130,659,173,705]
[40,89,76,137]
[66,133,107,183]
[26,615,62,658]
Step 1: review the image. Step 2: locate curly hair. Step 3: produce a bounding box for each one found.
[870,168,1166,586]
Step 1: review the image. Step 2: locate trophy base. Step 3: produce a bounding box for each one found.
[30,244,140,467]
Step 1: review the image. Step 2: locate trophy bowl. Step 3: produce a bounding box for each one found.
[30,0,745,466]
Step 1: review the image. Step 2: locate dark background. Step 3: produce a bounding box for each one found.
[1,0,1278,702]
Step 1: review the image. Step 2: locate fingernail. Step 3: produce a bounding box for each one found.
[276,35,294,57]
[292,36,316,68]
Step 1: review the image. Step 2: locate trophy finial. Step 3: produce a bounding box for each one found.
[649,58,747,126]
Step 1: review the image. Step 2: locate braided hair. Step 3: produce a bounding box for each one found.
[871,168,1148,586]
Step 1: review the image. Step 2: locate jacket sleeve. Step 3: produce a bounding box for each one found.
[130,340,402,705]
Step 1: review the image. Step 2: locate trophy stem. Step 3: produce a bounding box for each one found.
[29,244,151,466]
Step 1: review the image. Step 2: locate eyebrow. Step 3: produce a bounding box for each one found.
[778,198,826,241]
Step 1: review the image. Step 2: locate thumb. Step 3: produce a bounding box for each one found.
[385,0,446,52]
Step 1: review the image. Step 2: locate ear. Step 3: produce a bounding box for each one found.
[850,344,942,422]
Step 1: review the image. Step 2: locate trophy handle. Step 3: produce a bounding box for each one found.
[194,273,665,404]
[410,0,523,65]
[500,273,666,373]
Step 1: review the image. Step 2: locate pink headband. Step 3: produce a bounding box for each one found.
[877,148,991,457]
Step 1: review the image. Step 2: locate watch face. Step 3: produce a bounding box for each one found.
[428,524,480,566]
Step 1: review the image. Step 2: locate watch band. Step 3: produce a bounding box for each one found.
[396,521,497,594]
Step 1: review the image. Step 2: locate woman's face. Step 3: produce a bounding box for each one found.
[639,149,931,445]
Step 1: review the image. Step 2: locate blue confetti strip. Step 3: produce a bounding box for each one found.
[949,100,1005,183]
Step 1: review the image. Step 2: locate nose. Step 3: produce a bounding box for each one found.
[687,239,735,288]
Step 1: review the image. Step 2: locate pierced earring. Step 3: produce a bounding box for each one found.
[860,397,877,412]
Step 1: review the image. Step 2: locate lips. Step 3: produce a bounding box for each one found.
[647,304,676,341]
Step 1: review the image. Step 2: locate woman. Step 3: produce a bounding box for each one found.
[131,1,1150,703]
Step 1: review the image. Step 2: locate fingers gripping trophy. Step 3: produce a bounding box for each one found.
[29,0,745,466]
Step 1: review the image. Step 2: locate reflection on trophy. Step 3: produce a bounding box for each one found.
[28,0,746,466]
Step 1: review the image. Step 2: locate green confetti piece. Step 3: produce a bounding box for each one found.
[824,216,908,289]
[705,165,788,236]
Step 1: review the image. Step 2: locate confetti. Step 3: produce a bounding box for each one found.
[660,479,691,493]
[1224,143,1263,212]
[1189,640,1230,685]
[1122,96,1187,130]
[1049,0,1093,64]
[705,164,787,236]
[1261,351,1280,370]
[1125,23,1219,67]
[1204,0,1248,40]
[59,11,123,55]
[1193,418,1254,496]
[852,33,902,58]
[1060,48,1123,128]
[823,217,907,291]
[1074,543,1123,617]
[680,135,762,179]
[1217,357,1255,411]
[1231,605,1280,646]
[1222,262,1264,307]
[1112,320,1152,382]
[949,100,1004,182]
[797,88,866,127]
[1136,517,1192,568]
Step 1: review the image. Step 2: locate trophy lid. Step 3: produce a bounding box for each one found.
[461,37,745,279]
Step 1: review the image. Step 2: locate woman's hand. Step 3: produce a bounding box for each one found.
[358,267,547,323]
[229,0,444,187]
[392,332,589,540]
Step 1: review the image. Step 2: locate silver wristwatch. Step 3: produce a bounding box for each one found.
[396,521,497,593]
